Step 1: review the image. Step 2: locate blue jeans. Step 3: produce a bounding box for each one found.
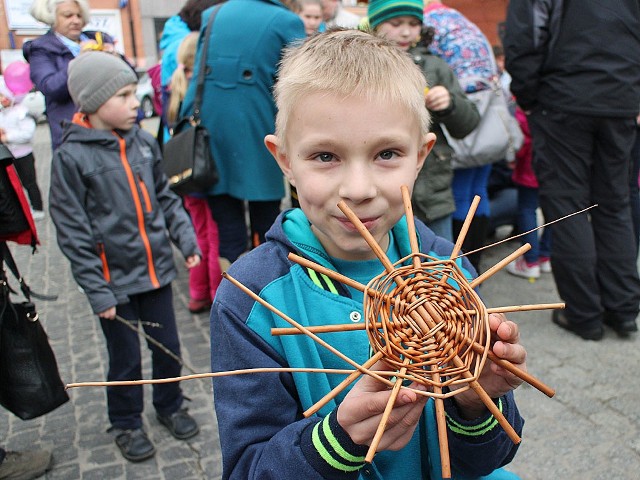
[516,185,551,264]
[489,187,518,233]
[452,164,492,219]
[99,284,183,430]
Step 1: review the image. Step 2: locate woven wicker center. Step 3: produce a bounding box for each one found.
[363,254,490,396]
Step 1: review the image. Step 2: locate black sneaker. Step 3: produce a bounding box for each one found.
[552,310,604,341]
[110,428,156,462]
[603,314,638,337]
[0,449,52,479]
[157,408,199,440]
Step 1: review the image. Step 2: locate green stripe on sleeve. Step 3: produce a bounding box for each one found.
[446,398,502,437]
[311,416,365,472]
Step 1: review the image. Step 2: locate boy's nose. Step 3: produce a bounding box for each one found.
[338,165,377,203]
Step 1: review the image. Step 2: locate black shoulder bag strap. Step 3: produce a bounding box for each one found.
[191,3,225,125]
[0,241,58,301]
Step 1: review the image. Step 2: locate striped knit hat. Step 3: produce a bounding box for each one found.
[368,0,424,29]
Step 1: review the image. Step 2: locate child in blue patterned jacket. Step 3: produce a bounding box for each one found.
[211,29,526,480]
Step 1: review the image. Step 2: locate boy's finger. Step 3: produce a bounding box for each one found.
[492,341,526,365]
[489,313,520,342]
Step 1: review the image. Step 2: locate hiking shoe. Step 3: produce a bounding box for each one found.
[506,257,540,280]
[552,310,604,341]
[110,428,155,462]
[157,408,199,440]
[0,450,52,480]
[539,257,552,273]
[603,314,638,337]
[188,298,212,314]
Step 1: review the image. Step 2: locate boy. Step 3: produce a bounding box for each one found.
[50,51,201,462]
[211,30,525,479]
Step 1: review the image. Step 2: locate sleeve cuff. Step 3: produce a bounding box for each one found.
[444,396,505,443]
[301,410,368,478]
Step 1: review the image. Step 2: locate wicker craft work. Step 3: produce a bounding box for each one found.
[68,185,563,479]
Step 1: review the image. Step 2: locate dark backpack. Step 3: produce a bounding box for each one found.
[0,144,38,247]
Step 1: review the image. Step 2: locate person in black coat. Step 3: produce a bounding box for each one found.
[504,0,640,340]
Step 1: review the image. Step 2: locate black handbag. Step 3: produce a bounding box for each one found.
[0,242,68,420]
[162,4,224,195]
[162,118,218,195]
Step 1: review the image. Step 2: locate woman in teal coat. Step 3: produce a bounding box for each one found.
[181,0,305,263]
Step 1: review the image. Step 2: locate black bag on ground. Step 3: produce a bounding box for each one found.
[0,243,68,420]
[161,4,224,196]
[162,118,218,195]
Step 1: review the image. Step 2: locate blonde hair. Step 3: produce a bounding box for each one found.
[30,0,90,26]
[167,32,199,124]
[274,29,431,148]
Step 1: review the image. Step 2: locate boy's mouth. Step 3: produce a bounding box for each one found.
[337,216,378,232]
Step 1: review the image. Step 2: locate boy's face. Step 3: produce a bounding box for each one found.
[376,16,423,51]
[266,92,435,261]
[89,83,140,131]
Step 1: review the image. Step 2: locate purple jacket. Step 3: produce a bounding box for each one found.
[22,29,112,150]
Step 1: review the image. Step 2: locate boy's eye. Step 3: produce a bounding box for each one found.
[316,153,334,163]
[378,150,396,160]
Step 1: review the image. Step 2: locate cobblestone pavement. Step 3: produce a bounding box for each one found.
[1,124,638,479]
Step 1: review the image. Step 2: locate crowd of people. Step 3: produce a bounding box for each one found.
[1,0,639,478]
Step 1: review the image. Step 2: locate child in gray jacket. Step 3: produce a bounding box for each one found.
[50,51,201,463]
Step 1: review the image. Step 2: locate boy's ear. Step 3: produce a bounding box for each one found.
[416,132,437,175]
[265,134,295,186]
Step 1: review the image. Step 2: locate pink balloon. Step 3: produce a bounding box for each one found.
[4,61,33,96]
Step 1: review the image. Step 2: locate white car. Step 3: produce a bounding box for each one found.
[136,73,158,119]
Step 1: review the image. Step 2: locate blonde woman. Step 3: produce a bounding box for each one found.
[22,0,116,149]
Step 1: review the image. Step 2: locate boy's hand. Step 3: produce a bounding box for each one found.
[185,254,201,269]
[452,313,527,418]
[424,85,451,112]
[98,306,116,320]
[337,360,428,452]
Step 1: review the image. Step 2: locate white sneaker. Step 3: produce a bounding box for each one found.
[31,209,45,221]
[506,257,540,279]
[539,258,552,273]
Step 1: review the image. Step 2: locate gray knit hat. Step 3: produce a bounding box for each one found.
[67,51,138,114]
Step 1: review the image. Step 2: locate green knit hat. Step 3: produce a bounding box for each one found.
[368,0,424,30]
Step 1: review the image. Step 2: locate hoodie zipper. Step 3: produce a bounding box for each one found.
[113,133,160,288]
